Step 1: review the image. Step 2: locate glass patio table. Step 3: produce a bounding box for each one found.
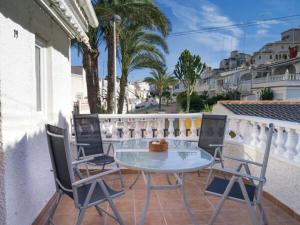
[114,138,214,225]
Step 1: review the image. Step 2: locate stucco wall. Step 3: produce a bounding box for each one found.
[223,142,300,215]
[0,0,72,224]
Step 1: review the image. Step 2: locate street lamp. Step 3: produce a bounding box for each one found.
[111,14,121,114]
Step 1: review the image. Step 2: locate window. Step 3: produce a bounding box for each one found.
[270,55,272,59]
[35,37,46,112]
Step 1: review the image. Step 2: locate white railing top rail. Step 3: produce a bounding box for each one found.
[98,113,203,119]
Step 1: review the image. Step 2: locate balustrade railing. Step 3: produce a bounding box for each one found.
[98,113,300,163]
[253,73,300,84]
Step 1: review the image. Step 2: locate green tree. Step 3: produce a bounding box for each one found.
[95,0,170,113]
[259,88,274,100]
[117,26,168,114]
[72,28,101,113]
[144,68,177,110]
[174,49,206,112]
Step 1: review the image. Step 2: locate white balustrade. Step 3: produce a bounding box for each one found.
[251,122,259,147]
[274,127,286,155]
[97,113,300,162]
[294,130,300,162]
[284,128,297,159]
[180,118,186,138]
[258,123,267,150]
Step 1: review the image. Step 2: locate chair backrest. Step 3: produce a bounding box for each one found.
[73,114,104,157]
[198,114,227,156]
[45,124,75,198]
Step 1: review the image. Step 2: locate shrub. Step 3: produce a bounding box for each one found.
[259,88,274,100]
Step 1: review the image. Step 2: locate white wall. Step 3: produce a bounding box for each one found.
[0,0,72,224]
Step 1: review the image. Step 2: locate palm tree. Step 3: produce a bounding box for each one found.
[144,69,177,111]
[117,26,168,114]
[95,0,170,113]
[72,27,101,113]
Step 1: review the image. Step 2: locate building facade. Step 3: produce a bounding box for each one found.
[0,0,98,224]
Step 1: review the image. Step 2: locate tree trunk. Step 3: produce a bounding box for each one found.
[186,90,190,113]
[106,34,115,113]
[82,46,100,113]
[159,94,162,111]
[117,71,128,114]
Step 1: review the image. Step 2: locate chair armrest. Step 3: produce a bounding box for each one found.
[74,143,90,146]
[72,168,121,187]
[72,157,95,166]
[223,155,263,167]
[209,144,224,147]
[212,166,265,183]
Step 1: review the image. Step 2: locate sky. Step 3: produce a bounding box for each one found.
[71,0,300,81]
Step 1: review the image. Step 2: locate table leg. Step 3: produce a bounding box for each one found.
[179,173,200,225]
[138,172,152,225]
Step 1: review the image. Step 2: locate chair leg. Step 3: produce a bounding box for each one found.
[204,166,214,190]
[116,163,124,188]
[197,170,201,177]
[107,196,125,225]
[76,209,86,225]
[43,191,63,225]
[238,178,259,225]
[208,176,237,225]
[129,171,141,189]
[95,205,103,216]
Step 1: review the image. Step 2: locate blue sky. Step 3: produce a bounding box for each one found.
[71,0,300,81]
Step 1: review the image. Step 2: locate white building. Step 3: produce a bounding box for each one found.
[0,1,98,224]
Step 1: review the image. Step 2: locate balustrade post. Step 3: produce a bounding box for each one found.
[158,119,165,138]
[243,120,251,145]
[190,118,197,138]
[123,119,130,139]
[225,118,231,140]
[180,118,186,138]
[284,128,297,160]
[168,118,175,138]
[146,120,152,138]
[294,130,300,162]
[250,122,259,147]
[274,127,286,155]
[234,119,242,142]
[258,123,267,150]
[111,119,118,139]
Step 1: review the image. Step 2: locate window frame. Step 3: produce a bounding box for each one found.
[35,36,47,114]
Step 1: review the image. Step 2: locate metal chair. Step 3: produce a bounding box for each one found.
[206,123,274,225]
[73,114,123,186]
[45,124,125,225]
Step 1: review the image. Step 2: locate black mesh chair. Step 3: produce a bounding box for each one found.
[45,124,125,225]
[206,124,274,225]
[73,114,123,185]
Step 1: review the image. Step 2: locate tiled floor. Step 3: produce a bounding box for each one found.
[52,173,300,225]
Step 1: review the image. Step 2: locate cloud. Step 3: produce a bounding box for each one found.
[256,19,282,36]
[161,0,243,52]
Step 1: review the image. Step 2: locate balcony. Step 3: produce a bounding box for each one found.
[58,113,300,225]
[252,73,300,88]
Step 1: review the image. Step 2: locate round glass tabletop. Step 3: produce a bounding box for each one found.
[114,139,214,173]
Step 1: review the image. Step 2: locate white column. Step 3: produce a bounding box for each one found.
[146,120,153,138]
[243,120,252,145]
[284,128,297,160]
[168,118,175,138]
[225,118,231,140]
[274,127,286,155]
[234,119,242,142]
[180,118,186,138]
[158,119,165,138]
[190,118,197,138]
[250,122,259,147]
[123,119,130,139]
[258,123,267,150]
[294,130,300,162]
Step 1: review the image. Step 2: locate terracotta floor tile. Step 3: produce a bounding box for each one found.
[49,173,299,225]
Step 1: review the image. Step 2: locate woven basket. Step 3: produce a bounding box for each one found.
[149,142,168,152]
